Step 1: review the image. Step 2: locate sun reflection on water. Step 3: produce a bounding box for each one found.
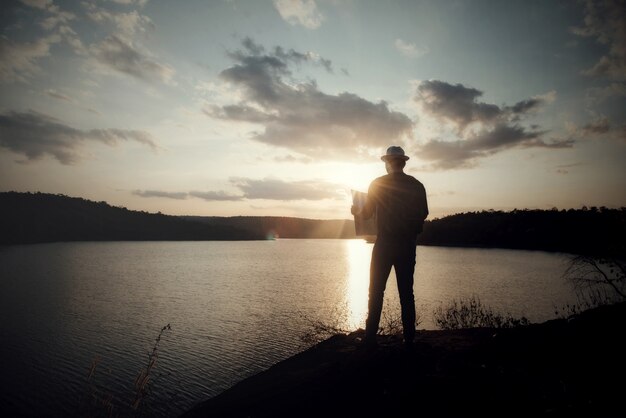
[345,239,372,330]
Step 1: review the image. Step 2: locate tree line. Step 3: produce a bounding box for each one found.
[0,192,262,244]
[1,192,624,257]
[417,207,625,256]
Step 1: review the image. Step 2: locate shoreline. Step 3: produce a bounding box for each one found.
[181,302,625,418]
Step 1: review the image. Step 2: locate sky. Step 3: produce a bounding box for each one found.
[0,0,625,220]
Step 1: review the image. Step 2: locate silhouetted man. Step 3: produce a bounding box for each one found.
[351,146,428,349]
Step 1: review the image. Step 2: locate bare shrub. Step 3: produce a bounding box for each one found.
[433,295,530,330]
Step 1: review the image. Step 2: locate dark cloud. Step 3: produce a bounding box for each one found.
[0,110,157,164]
[415,80,552,132]
[571,0,626,80]
[91,35,174,84]
[576,116,626,142]
[414,80,564,169]
[132,190,188,200]
[507,98,545,115]
[206,38,413,160]
[418,128,572,170]
[415,80,501,132]
[188,191,244,201]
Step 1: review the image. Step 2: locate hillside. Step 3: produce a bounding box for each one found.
[0,192,262,244]
[417,208,626,256]
[2,192,624,255]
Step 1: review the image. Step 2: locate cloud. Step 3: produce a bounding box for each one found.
[273,154,313,163]
[0,34,61,83]
[80,2,171,85]
[90,35,174,84]
[586,82,626,103]
[572,115,626,142]
[394,39,429,58]
[206,38,413,160]
[133,177,344,202]
[414,80,567,169]
[273,0,323,29]
[231,177,344,200]
[188,191,244,201]
[416,80,502,131]
[582,116,611,134]
[83,3,155,36]
[0,110,157,164]
[110,0,150,6]
[132,190,188,200]
[45,89,74,102]
[571,0,626,80]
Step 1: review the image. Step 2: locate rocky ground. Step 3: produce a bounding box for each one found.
[181,302,625,418]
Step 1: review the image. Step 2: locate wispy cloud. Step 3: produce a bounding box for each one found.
[132,190,188,200]
[414,80,568,169]
[231,177,343,200]
[571,0,626,80]
[394,38,429,58]
[110,0,150,7]
[554,161,583,175]
[273,0,324,29]
[586,82,626,104]
[273,154,313,163]
[0,34,61,83]
[582,116,610,134]
[45,89,74,102]
[133,177,345,202]
[0,110,157,164]
[83,3,155,37]
[188,191,244,201]
[206,38,413,160]
[90,35,174,84]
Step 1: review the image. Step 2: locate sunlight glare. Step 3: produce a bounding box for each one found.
[345,239,371,330]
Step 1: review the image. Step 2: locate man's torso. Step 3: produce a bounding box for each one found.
[369,173,428,244]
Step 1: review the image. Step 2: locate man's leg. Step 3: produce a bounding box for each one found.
[366,243,393,344]
[394,245,417,345]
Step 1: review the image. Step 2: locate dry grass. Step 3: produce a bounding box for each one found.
[80,324,172,418]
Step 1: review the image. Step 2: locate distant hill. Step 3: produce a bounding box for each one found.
[0,192,263,244]
[417,207,625,256]
[1,192,624,256]
[184,216,356,240]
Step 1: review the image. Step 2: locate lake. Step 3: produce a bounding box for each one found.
[0,240,578,417]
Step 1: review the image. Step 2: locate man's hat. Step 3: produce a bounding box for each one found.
[381,145,409,161]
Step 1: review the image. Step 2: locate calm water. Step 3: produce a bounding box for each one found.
[0,240,577,417]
